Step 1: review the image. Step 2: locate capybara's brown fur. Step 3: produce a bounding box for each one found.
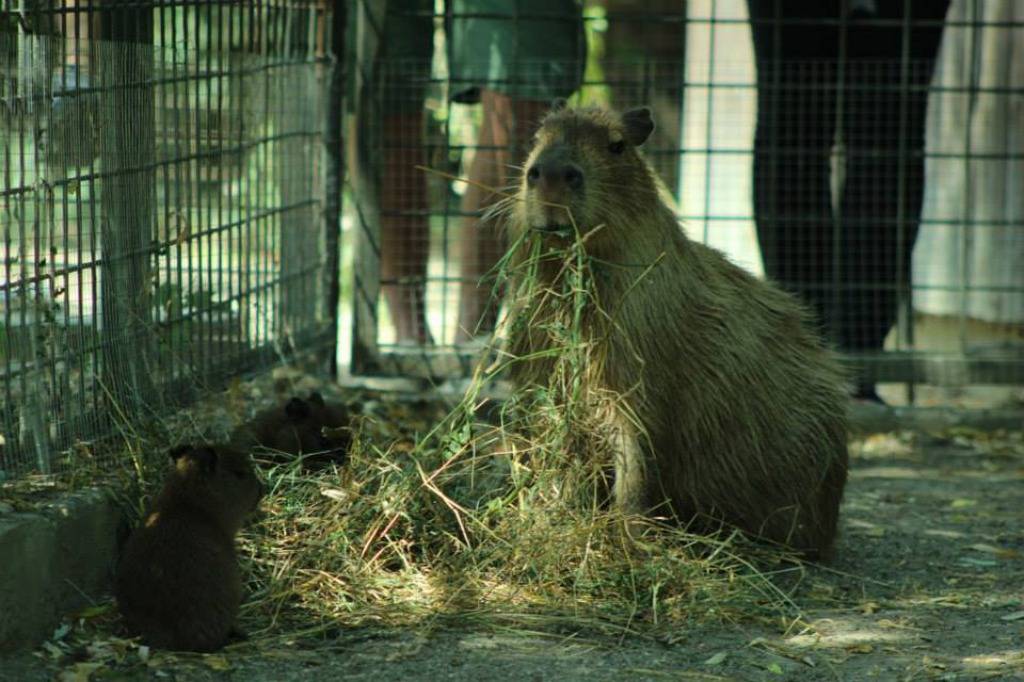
[503,102,849,559]
[230,392,350,469]
[115,444,264,652]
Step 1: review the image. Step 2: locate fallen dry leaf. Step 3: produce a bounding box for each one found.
[59,662,105,682]
[41,641,64,659]
[203,654,232,671]
[320,488,350,502]
[704,652,728,665]
[969,543,1021,559]
[75,604,114,620]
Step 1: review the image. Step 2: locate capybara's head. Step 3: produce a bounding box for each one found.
[515,101,658,253]
[264,392,350,463]
[166,444,264,528]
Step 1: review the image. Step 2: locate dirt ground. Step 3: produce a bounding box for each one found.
[3,420,1023,681]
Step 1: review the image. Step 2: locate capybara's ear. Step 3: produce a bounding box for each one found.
[169,444,193,462]
[550,97,567,112]
[189,446,219,474]
[308,392,325,408]
[622,107,654,146]
[285,397,310,421]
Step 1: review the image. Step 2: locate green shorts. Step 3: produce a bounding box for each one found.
[448,0,586,102]
[348,0,586,112]
[346,0,434,114]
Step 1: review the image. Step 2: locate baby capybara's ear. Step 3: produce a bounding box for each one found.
[285,397,311,421]
[622,107,654,146]
[169,444,193,462]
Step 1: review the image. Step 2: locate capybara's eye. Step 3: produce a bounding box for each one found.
[608,140,625,154]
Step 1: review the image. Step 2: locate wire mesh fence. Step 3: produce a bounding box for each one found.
[345,0,1024,401]
[1,1,340,481]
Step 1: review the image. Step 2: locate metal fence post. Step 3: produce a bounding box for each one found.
[322,0,346,378]
[98,0,155,416]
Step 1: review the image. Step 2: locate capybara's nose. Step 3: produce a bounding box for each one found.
[527,161,584,191]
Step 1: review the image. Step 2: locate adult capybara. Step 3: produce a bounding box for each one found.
[500,102,849,559]
[115,444,264,651]
[230,392,350,469]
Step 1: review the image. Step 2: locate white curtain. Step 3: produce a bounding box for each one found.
[914,0,1024,324]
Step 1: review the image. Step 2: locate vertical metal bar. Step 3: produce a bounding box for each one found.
[243,1,255,360]
[674,3,688,204]
[203,4,213,376]
[215,3,226,371]
[441,0,452,348]
[261,1,271,354]
[1,34,19,471]
[958,0,978,356]
[895,0,915,402]
[833,1,847,367]
[350,0,385,373]
[178,2,194,381]
[765,0,781,276]
[229,0,242,370]
[187,4,202,376]
[322,0,347,377]
[700,0,716,244]
[72,4,90,453]
[86,6,101,439]
[15,39,35,471]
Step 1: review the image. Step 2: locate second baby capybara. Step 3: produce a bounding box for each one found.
[500,102,849,559]
[231,392,350,469]
[115,444,264,651]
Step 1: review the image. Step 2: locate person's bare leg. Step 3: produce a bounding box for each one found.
[457,91,549,342]
[380,112,432,344]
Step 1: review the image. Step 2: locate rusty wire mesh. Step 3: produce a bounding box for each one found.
[1,1,340,480]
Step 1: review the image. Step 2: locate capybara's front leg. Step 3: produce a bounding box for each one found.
[608,409,647,537]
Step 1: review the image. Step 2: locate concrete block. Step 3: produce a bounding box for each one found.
[0,488,123,651]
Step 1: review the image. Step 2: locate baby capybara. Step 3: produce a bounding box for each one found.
[501,102,849,559]
[115,444,264,651]
[230,392,350,469]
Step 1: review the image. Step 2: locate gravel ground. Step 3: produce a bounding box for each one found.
[2,420,1022,681]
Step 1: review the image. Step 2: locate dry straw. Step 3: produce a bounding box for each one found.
[229,169,807,643]
[102,170,807,647]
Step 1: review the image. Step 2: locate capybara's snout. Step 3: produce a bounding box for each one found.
[527,154,584,195]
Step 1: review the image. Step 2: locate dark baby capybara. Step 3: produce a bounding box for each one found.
[501,102,849,559]
[115,444,264,651]
[231,392,350,469]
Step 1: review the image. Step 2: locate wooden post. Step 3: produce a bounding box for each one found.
[322,0,346,377]
[98,0,155,415]
[348,0,386,374]
[273,1,320,353]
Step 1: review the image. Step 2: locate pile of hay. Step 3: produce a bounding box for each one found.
[233,227,801,642]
